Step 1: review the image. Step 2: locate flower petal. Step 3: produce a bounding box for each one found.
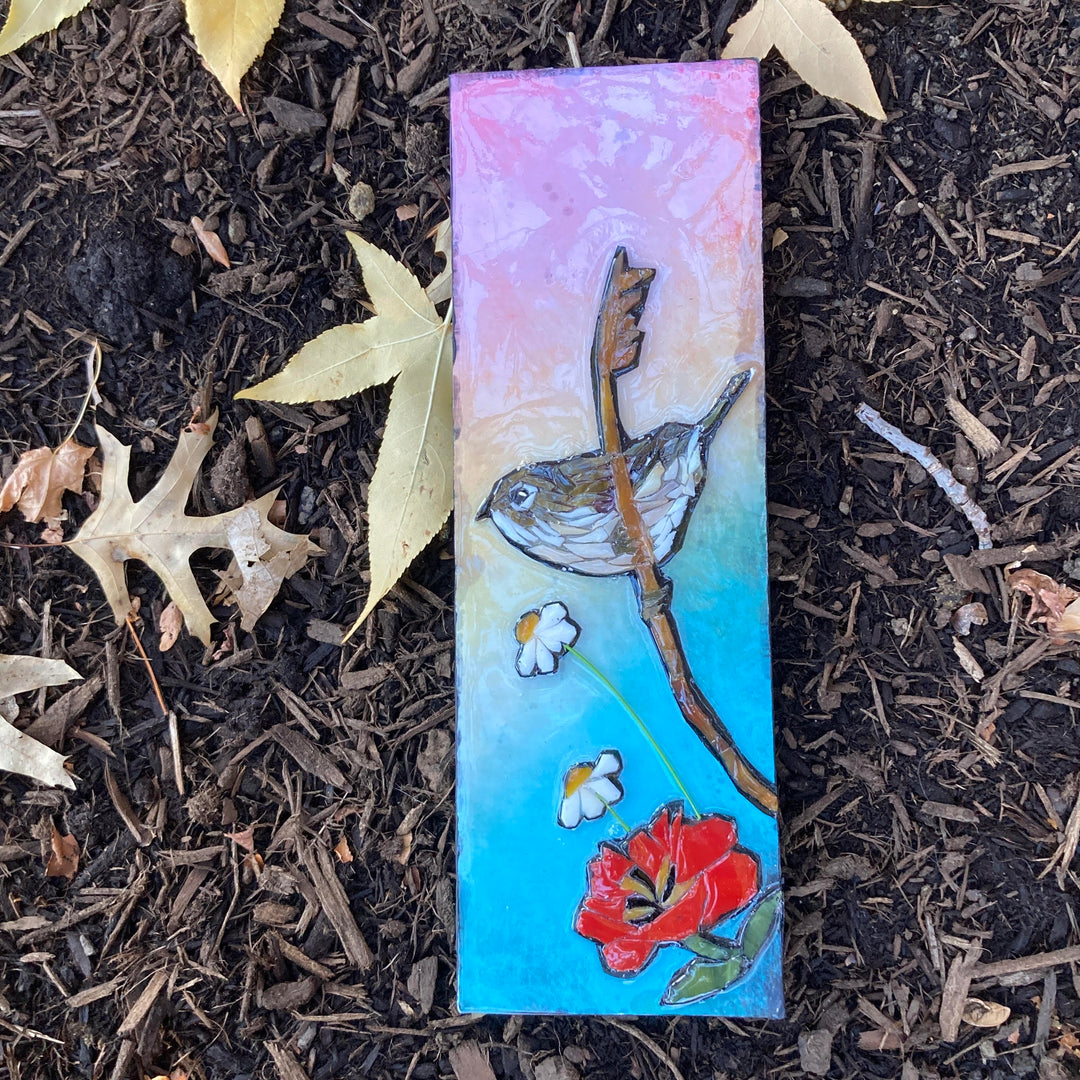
[591,750,622,778]
[674,813,738,880]
[699,848,760,929]
[558,791,583,829]
[547,619,579,648]
[587,776,623,806]
[578,787,606,821]
[535,642,556,674]
[536,601,569,631]
[600,937,658,975]
[516,638,538,677]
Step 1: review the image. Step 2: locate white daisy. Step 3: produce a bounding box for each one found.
[558,750,624,829]
[514,601,580,677]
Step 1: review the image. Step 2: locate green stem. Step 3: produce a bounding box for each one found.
[597,794,631,833]
[568,645,701,818]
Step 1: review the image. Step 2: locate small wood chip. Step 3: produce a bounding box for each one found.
[449,1041,498,1080]
[65,976,123,1009]
[270,724,347,788]
[267,1040,312,1080]
[340,665,392,691]
[300,841,374,970]
[986,153,1070,181]
[116,968,169,1037]
[295,11,358,48]
[922,800,979,824]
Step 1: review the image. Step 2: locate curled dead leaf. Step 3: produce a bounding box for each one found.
[951,602,988,637]
[191,216,231,268]
[962,997,1011,1029]
[158,601,184,653]
[0,441,94,534]
[226,826,256,852]
[45,824,79,879]
[723,0,886,120]
[69,413,317,646]
[333,836,353,863]
[1007,568,1080,635]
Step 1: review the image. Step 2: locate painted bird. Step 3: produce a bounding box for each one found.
[477,369,751,576]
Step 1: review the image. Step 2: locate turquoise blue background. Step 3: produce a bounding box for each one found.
[455,403,782,1017]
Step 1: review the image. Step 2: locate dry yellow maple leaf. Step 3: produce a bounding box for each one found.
[237,229,453,637]
[0,440,94,537]
[69,413,319,646]
[0,0,284,109]
[723,0,903,121]
[0,654,81,789]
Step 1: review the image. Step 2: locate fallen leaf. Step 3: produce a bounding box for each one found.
[425,218,453,306]
[1007,568,1080,635]
[0,0,91,56]
[951,602,988,636]
[0,655,81,789]
[2,0,284,108]
[225,826,256,852]
[723,0,886,120]
[190,216,230,268]
[158,601,184,653]
[237,232,453,636]
[45,823,79,878]
[68,413,319,646]
[0,441,94,533]
[185,0,286,109]
[963,997,1011,1029]
[333,836,353,863]
[217,503,319,631]
[953,638,985,682]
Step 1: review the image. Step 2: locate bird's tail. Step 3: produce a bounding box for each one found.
[700,368,753,441]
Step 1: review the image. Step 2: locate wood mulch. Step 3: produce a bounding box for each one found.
[0,0,1078,1078]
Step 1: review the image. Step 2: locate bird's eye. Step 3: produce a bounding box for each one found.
[509,482,537,510]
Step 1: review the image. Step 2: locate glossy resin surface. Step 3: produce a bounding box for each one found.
[451,61,782,1016]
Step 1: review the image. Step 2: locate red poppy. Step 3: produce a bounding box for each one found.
[574,803,759,975]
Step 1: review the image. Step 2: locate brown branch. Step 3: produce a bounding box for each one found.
[590,247,778,818]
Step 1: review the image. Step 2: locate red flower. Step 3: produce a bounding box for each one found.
[574,803,759,975]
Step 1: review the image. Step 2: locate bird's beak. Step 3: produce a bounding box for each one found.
[475,493,492,520]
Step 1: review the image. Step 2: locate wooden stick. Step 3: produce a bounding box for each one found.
[590,248,778,817]
[855,402,992,550]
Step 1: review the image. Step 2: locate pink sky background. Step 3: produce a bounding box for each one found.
[451,62,762,527]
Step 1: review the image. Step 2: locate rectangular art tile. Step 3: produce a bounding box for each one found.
[450,61,782,1017]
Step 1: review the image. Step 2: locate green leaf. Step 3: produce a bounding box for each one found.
[738,885,783,961]
[682,933,738,962]
[661,956,746,1007]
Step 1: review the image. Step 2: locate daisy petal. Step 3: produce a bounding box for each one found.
[516,639,537,677]
[578,788,606,821]
[589,777,623,806]
[592,751,622,778]
[558,791,583,829]
[536,643,556,674]
[536,602,568,631]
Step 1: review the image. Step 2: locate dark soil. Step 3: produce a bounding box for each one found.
[1,1,1079,1079]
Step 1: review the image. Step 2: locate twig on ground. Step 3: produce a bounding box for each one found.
[855,402,992,550]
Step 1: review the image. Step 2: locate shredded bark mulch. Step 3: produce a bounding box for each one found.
[0,0,1078,1078]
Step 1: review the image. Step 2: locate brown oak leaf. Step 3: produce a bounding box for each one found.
[0,441,94,539]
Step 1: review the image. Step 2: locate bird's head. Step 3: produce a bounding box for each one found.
[477,466,542,522]
[477,462,573,550]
